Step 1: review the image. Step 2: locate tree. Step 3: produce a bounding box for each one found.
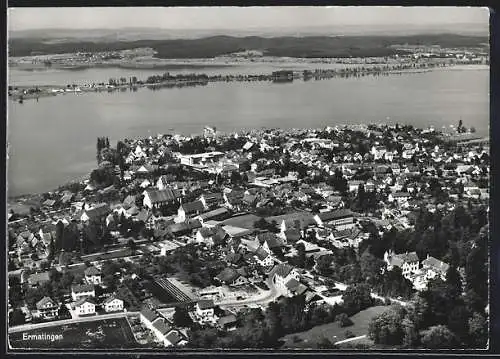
[54,221,64,251]
[465,245,488,302]
[447,305,470,344]
[127,238,137,252]
[420,325,457,349]
[315,254,334,276]
[295,242,306,268]
[335,313,353,327]
[402,317,419,348]
[9,309,26,326]
[316,337,336,349]
[344,330,355,339]
[342,283,373,315]
[368,306,405,345]
[230,171,242,184]
[58,303,71,319]
[468,312,487,348]
[173,306,193,327]
[359,249,383,285]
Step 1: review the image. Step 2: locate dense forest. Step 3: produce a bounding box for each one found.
[9,34,488,58]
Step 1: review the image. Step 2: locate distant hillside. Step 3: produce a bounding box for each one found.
[8,34,489,59]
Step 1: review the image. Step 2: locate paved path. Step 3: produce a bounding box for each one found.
[334,335,367,345]
[9,311,139,334]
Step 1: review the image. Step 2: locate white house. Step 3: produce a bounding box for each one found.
[143,188,183,209]
[156,175,175,190]
[84,266,102,286]
[348,180,365,193]
[388,192,411,206]
[164,330,188,347]
[194,300,218,325]
[371,146,387,160]
[80,203,111,222]
[103,297,124,313]
[384,250,419,279]
[270,263,300,294]
[176,201,206,223]
[314,209,355,230]
[421,255,450,282]
[178,152,224,166]
[71,284,95,301]
[254,247,275,267]
[35,296,58,319]
[73,297,96,316]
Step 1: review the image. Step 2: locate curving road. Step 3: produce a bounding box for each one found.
[217,278,281,310]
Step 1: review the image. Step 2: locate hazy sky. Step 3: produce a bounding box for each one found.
[9,7,489,31]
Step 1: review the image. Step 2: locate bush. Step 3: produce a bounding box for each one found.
[345,330,355,339]
[336,313,353,328]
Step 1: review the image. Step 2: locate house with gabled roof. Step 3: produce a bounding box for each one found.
[194,299,218,325]
[199,192,224,210]
[80,203,111,222]
[103,296,124,313]
[139,306,185,346]
[284,278,309,297]
[196,226,228,247]
[215,267,248,287]
[43,199,57,208]
[176,201,206,223]
[421,255,450,282]
[84,266,102,285]
[348,180,365,193]
[268,212,316,234]
[71,284,95,301]
[217,314,238,331]
[72,297,96,316]
[257,231,286,253]
[36,296,58,319]
[269,263,300,294]
[314,209,355,230]
[254,247,274,267]
[156,175,176,191]
[225,252,244,267]
[224,190,245,210]
[388,192,411,207]
[384,250,419,279]
[278,228,301,244]
[165,330,188,347]
[143,188,183,209]
[196,207,230,225]
[27,271,50,288]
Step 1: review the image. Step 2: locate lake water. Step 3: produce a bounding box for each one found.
[7,64,489,197]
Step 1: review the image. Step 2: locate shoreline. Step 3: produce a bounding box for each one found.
[8,62,472,102]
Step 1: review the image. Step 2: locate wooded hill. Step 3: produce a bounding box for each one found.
[9,34,488,58]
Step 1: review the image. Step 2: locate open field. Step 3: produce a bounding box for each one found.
[9,318,138,349]
[222,214,262,230]
[280,305,388,349]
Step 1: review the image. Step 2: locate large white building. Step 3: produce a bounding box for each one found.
[384,250,420,279]
[73,297,96,316]
[71,284,95,301]
[178,152,224,166]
